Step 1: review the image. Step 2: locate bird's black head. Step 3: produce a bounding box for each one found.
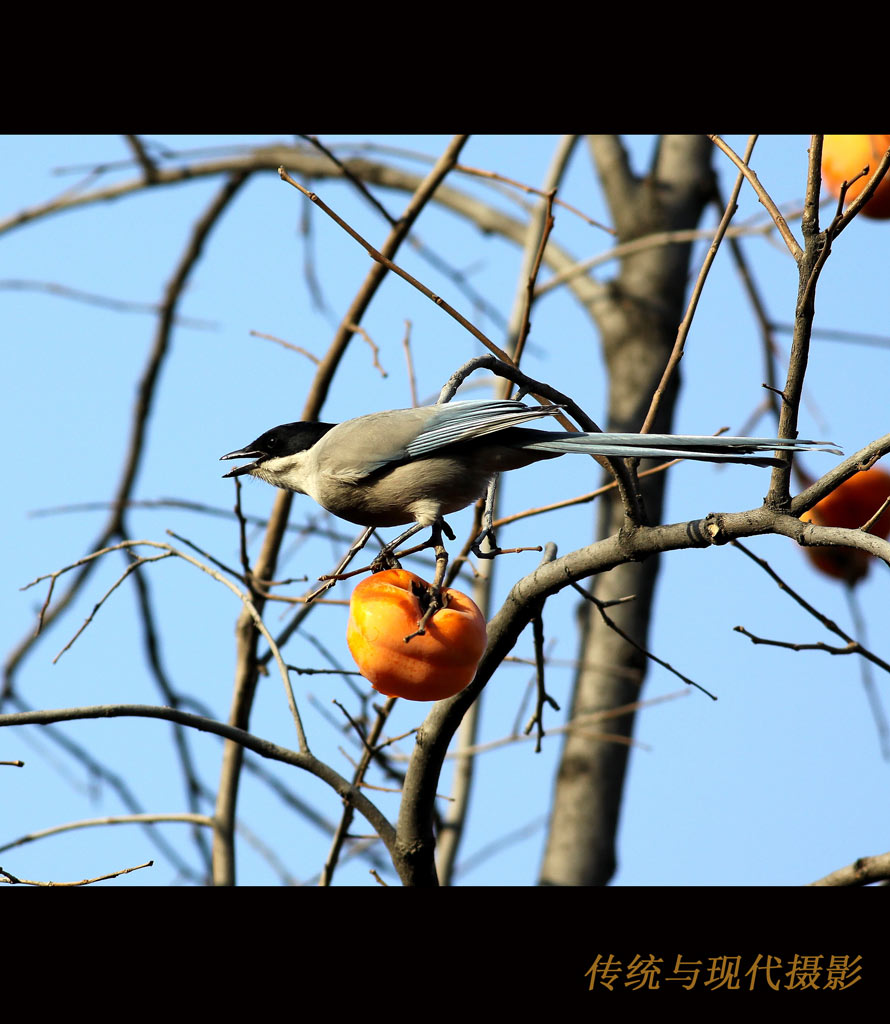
[220,421,335,478]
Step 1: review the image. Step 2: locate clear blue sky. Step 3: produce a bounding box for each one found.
[2,134,888,887]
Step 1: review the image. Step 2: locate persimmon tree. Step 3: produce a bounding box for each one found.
[2,134,889,887]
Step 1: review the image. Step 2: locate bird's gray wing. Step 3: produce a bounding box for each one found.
[306,403,547,483]
[404,400,562,457]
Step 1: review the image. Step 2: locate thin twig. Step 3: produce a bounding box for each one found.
[125,135,158,181]
[731,540,890,676]
[534,219,787,298]
[809,850,890,886]
[0,702,397,858]
[431,690,690,760]
[299,134,397,225]
[52,553,173,662]
[3,172,249,696]
[0,860,154,887]
[344,322,388,377]
[512,188,556,369]
[402,320,418,407]
[0,813,212,854]
[25,538,311,751]
[845,587,890,760]
[523,612,560,753]
[572,582,717,700]
[0,279,216,327]
[320,697,397,886]
[641,135,758,435]
[453,161,613,232]
[278,162,517,368]
[707,135,803,261]
[250,329,321,363]
[831,144,890,239]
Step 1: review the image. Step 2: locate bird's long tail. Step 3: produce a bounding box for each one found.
[522,432,842,468]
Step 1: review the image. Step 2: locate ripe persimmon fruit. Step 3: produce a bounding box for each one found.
[822,135,890,219]
[801,466,890,583]
[346,569,487,701]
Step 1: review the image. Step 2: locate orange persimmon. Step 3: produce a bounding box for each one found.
[822,135,890,219]
[801,466,890,583]
[346,569,487,701]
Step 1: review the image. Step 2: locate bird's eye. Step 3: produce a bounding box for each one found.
[266,436,277,449]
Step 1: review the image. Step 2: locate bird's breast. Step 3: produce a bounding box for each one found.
[309,454,493,527]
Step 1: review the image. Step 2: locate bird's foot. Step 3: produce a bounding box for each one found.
[370,548,403,573]
[471,525,502,559]
[403,575,450,642]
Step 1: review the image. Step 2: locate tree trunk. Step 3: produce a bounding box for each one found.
[540,136,715,885]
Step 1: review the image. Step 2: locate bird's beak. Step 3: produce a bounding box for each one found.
[220,447,265,478]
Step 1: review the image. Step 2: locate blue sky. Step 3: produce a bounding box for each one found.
[2,134,888,887]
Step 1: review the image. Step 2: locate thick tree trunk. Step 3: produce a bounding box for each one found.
[540,136,715,885]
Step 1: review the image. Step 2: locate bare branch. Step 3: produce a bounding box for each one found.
[809,851,890,886]
[708,134,803,260]
[0,703,398,860]
[571,583,716,700]
[0,859,153,887]
[731,540,890,675]
[3,172,249,696]
[641,135,757,435]
[0,813,212,854]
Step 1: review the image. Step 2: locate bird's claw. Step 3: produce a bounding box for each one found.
[471,527,502,559]
[370,549,402,573]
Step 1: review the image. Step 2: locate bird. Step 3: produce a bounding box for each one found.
[220,399,840,537]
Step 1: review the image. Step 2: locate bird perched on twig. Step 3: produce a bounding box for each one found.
[221,399,839,545]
